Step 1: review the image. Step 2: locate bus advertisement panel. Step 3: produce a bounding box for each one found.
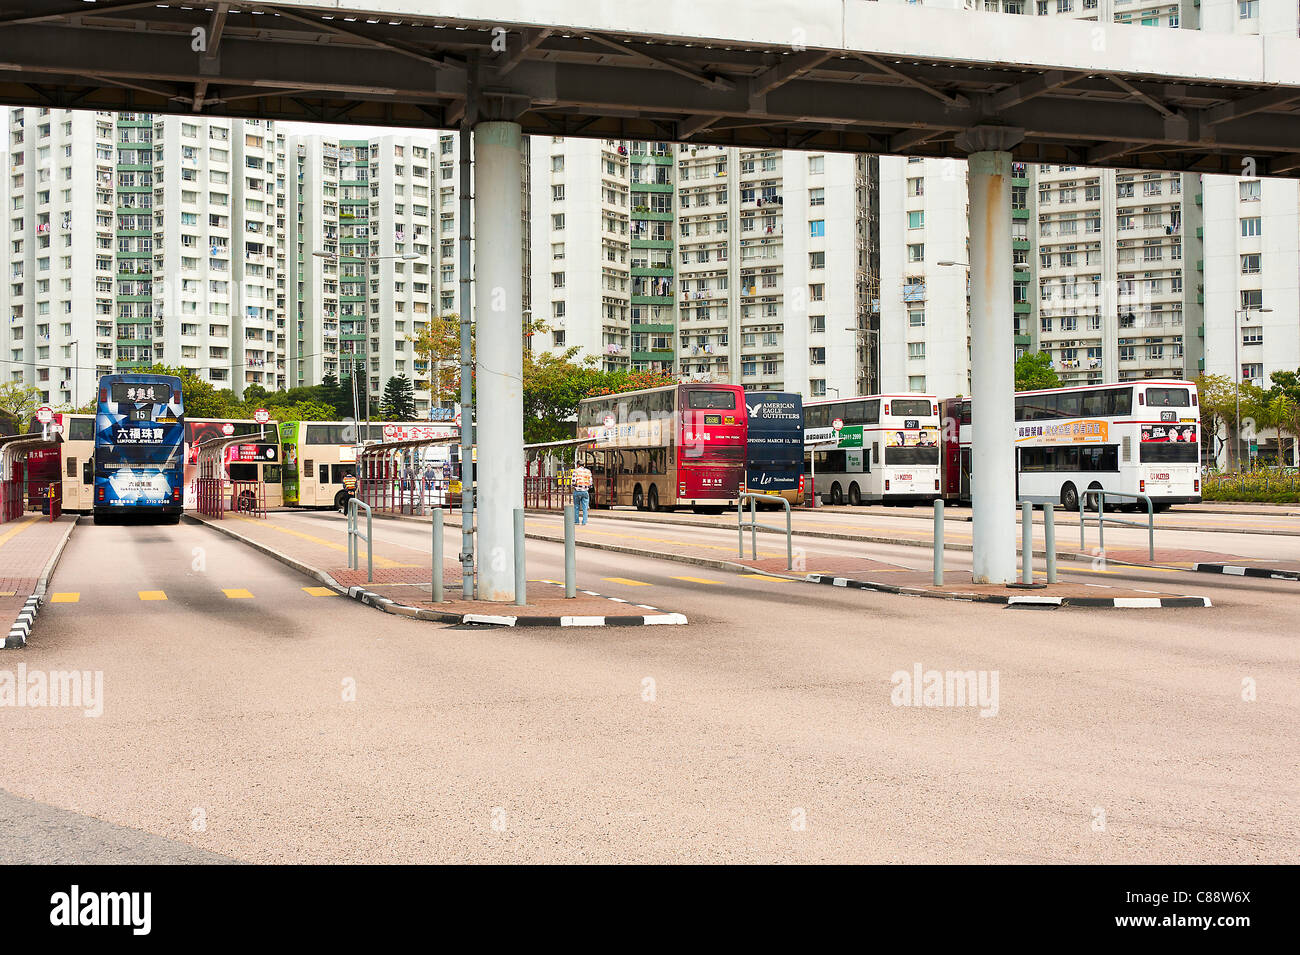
[94,373,185,522]
[743,392,804,505]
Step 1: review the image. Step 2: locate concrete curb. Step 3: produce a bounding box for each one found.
[805,573,1213,609]
[1192,562,1300,582]
[185,514,688,628]
[4,516,77,650]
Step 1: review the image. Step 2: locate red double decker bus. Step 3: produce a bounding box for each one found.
[576,383,747,512]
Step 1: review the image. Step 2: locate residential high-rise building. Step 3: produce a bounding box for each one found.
[530,140,875,397]
[4,108,282,403]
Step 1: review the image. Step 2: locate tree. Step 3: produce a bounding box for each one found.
[522,350,605,443]
[1266,368,1300,466]
[381,375,416,420]
[1193,373,1238,467]
[143,363,239,419]
[0,381,43,434]
[1013,351,1061,391]
[409,313,469,407]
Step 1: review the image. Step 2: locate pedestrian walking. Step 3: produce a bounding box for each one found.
[571,462,593,525]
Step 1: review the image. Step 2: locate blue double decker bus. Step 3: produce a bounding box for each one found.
[94,373,185,524]
[743,391,805,506]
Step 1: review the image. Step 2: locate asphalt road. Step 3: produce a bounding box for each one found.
[1,512,1296,863]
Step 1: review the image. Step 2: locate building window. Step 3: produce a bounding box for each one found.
[809,251,825,269]
[1241,216,1261,237]
[1240,289,1263,310]
[1242,362,1263,382]
[1239,180,1261,201]
[810,379,826,397]
[908,342,925,359]
[1241,327,1263,346]
[907,211,925,229]
[1241,253,1261,274]
[809,315,826,334]
[551,184,565,201]
[908,308,925,328]
[809,284,824,302]
[809,347,826,366]
[808,155,824,175]
[809,188,825,206]
[908,375,926,392]
[907,243,924,263]
[1239,0,1258,18]
[552,272,565,289]
[809,220,825,238]
[552,214,565,230]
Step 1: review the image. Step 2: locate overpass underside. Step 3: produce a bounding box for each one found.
[1,0,1300,176]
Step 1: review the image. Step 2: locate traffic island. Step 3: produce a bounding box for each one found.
[1,514,77,649]
[185,512,688,628]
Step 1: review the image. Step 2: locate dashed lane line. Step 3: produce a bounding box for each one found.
[602,577,651,587]
[302,586,337,597]
[138,590,167,601]
[671,576,722,585]
[223,588,254,599]
[49,592,79,603]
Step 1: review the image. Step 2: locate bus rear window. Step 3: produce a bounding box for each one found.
[687,390,736,410]
[67,418,95,441]
[1139,443,1199,464]
[890,398,933,418]
[1145,388,1190,408]
[885,446,939,466]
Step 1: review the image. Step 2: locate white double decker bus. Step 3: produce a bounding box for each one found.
[1013,379,1202,511]
[803,394,941,505]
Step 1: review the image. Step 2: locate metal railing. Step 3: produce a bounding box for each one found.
[347,498,373,582]
[737,493,793,571]
[1079,489,1154,561]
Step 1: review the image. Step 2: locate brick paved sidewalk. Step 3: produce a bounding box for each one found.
[0,514,77,647]
[189,512,682,624]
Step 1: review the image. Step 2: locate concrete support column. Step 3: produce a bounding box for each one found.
[473,121,525,601]
[958,128,1022,585]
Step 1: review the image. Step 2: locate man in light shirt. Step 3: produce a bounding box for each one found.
[571,462,593,525]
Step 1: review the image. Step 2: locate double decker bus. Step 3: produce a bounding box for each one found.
[94,373,185,523]
[1014,379,1201,510]
[183,419,284,509]
[280,420,458,509]
[576,383,747,512]
[939,380,1203,510]
[743,391,805,506]
[22,413,97,514]
[803,394,941,505]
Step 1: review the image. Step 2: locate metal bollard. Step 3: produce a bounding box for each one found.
[432,506,444,603]
[564,503,576,599]
[933,499,944,586]
[1021,500,1033,585]
[1043,502,1057,584]
[514,507,526,607]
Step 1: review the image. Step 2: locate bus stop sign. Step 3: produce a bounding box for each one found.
[832,417,843,432]
[36,405,54,425]
[253,408,270,424]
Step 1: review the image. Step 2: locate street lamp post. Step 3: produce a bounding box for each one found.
[1234,305,1273,470]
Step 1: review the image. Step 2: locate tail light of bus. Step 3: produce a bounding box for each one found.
[97,487,104,501]
[1194,479,1200,493]
[678,482,686,497]
[1139,479,1146,493]
[884,479,891,492]
[932,404,938,416]
[99,386,107,402]
[173,486,181,502]
[884,402,890,415]
[934,479,940,491]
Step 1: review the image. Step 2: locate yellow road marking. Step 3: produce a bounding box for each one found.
[671,575,721,585]
[301,586,337,597]
[602,576,651,587]
[223,588,254,599]
[0,515,38,549]
[50,592,79,603]
[741,573,794,582]
[0,591,13,597]
[138,590,167,601]
[232,515,414,569]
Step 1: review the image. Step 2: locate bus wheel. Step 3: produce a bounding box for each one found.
[848,483,861,506]
[633,485,645,511]
[830,483,843,506]
[647,486,659,512]
[1085,482,1104,511]
[1060,482,1079,511]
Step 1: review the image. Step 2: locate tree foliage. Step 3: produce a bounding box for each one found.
[381,375,416,420]
[1013,351,1061,392]
[0,381,43,434]
[409,312,471,406]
